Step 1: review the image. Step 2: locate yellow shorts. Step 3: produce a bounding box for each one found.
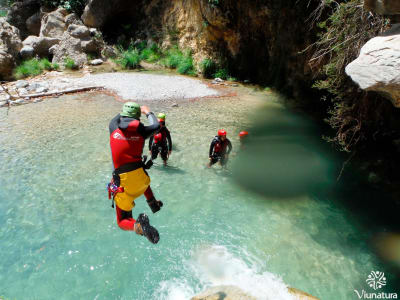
[114,168,150,211]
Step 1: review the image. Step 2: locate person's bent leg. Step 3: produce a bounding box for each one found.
[144,186,163,213]
[115,205,136,231]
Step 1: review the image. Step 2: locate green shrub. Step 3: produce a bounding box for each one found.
[0,10,7,17]
[64,57,78,70]
[200,58,217,78]
[116,49,141,69]
[161,47,196,75]
[14,58,58,79]
[140,44,161,63]
[39,58,53,70]
[161,46,183,69]
[309,0,390,152]
[177,56,195,75]
[214,68,228,80]
[40,0,86,15]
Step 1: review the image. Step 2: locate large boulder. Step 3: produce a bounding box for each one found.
[6,0,40,39]
[40,9,67,38]
[364,0,400,15]
[0,19,22,80]
[51,31,87,67]
[26,11,42,36]
[345,25,400,107]
[22,35,60,57]
[81,0,126,28]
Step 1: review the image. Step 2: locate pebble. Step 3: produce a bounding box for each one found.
[171,103,179,107]
[36,87,49,93]
[214,77,224,82]
[16,80,29,88]
[90,59,103,66]
[10,99,26,106]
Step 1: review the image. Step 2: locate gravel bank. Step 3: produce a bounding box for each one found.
[66,73,220,100]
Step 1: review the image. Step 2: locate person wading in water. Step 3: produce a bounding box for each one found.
[148,113,172,166]
[208,129,232,168]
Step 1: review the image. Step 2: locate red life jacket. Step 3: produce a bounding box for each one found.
[110,119,144,169]
[214,141,222,153]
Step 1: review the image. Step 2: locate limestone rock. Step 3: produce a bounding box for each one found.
[81,39,98,53]
[48,44,58,55]
[22,35,60,57]
[65,13,84,27]
[81,0,123,28]
[0,19,22,80]
[40,10,66,38]
[191,286,256,300]
[67,24,90,39]
[90,58,103,65]
[364,0,400,15]
[345,25,400,107]
[101,45,116,58]
[26,11,41,36]
[16,80,29,88]
[52,31,87,67]
[288,287,320,300]
[6,0,40,39]
[20,45,34,58]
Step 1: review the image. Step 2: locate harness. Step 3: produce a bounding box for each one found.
[106,157,153,207]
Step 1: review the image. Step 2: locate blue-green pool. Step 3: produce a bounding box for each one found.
[0,87,396,300]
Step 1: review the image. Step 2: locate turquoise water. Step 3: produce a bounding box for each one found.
[0,87,396,300]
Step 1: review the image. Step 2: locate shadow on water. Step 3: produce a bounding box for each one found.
[152,163,186,175]
[232,106,337,199]
[232,104,400,292]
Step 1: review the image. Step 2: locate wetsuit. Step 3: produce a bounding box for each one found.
[209,136,232,166]
[109,112,160,231]
[149,127,172,162]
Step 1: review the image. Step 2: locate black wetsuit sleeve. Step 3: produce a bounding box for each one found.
[109,114,120,134]
[209,139,216,157]
[226,139,232,154]
[149,135,154,150]
[166,128,172,151]
[137,112,160,139]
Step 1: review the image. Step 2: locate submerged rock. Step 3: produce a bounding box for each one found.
[345,25,400,107]
[191,286,256,300]
[191,285,319,300]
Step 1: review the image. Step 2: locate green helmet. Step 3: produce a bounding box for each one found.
[121,102,141,119]
[157,113,166,120]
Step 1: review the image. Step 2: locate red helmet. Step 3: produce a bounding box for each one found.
[154,133,162,143]
[218,129,227,137]
[239,131,248,138]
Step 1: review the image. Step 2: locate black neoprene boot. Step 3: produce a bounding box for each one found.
[146,197,163,213]
[136,213,159,244]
